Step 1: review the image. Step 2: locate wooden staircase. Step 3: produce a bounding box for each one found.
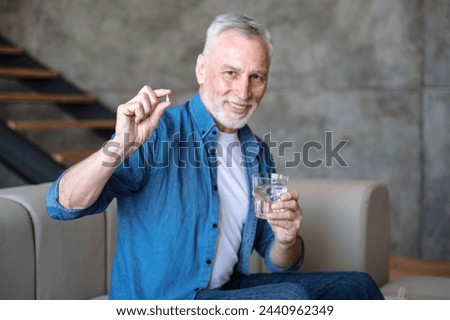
[0,36,116,183]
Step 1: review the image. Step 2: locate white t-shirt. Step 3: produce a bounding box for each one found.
[208,131,249,289]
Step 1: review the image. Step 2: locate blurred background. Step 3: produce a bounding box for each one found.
[0,0,448,261]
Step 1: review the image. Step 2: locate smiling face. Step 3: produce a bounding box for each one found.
[196,29,271,133]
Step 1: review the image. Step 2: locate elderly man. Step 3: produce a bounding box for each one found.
[47,13,383,300]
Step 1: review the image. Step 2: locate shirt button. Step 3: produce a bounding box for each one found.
[213,185,218,191]
[206,259,212,265]
[212,223,218,229]
[212,130,217,135]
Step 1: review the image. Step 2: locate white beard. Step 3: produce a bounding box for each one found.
[202,91,258,130]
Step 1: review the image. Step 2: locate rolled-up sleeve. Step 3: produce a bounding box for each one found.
[46,171,113,220]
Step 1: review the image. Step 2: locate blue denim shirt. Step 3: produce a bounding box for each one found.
[46,93,301,299]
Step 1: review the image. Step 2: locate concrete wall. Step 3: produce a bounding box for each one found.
[0,0,448,260]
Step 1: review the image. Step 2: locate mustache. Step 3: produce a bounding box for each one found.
[222,98,255,107]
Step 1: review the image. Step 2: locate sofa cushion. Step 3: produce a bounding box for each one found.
[287,180,389,286]
[381,276,450,300]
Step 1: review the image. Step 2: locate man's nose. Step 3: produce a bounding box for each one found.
[233,77,251,100]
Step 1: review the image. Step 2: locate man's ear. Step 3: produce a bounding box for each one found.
[195,53,205,85]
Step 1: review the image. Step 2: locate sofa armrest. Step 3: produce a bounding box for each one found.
[0,183,109,299]
[0,197,35,299]
[253,179,390,287]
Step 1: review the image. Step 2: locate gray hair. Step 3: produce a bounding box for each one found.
[202,13,273,59]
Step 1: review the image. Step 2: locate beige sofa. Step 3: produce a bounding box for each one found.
[0,179,448,299]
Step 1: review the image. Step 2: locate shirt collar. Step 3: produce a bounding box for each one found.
[189,92,217,140]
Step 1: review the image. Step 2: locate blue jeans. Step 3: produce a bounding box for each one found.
[195,271,384,300]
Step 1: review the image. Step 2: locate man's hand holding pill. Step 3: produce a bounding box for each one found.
[113,85,172,158]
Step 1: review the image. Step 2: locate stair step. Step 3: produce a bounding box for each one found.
[51,150,96,165]
[0,45,24,55]
[6,119,116,131]
[0,92,96,104]
[0,67,59,79]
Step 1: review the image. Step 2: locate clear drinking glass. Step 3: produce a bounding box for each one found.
[252,173,289,219]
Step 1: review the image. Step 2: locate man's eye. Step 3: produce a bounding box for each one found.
[251,74,264,82]
[225,70,236,77]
